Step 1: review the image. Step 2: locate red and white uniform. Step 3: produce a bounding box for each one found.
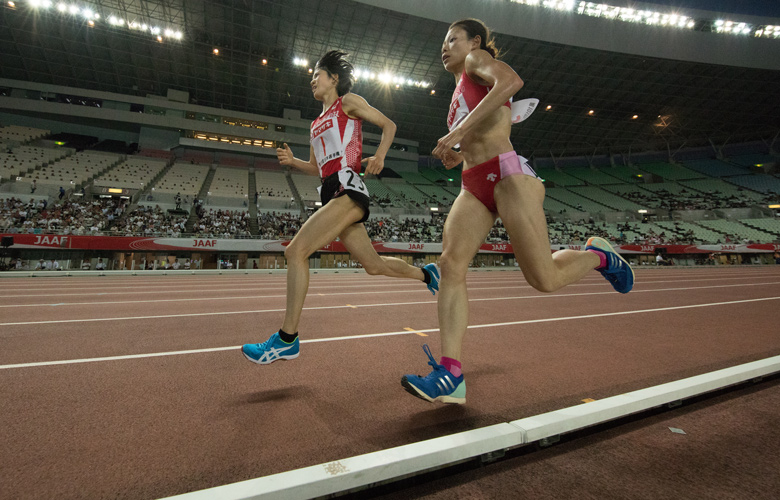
[311,96,363,178]
[447,71,511,132]
[447,70,539,134]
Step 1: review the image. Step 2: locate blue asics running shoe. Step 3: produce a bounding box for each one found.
[586,236,635,294]
[401,345,466,404]
[242,332,299,365]
[423,263,440,295]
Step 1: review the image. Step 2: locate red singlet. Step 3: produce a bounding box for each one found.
[310,96,363,178]
[447,71,511,132]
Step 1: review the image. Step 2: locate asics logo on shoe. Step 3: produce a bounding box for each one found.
[260,344,295,362]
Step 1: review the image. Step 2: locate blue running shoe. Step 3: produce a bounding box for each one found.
[242,332,299,365]
[586,236,635,294]
[401,345,466,404]
[423,263,440,295]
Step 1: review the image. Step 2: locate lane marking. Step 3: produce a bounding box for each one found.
[1,296,778,370]
[0,276,778,307]
[0,272,777,298]
[2,281,779,325]
[346,304,357,309]
[404,327,428,337]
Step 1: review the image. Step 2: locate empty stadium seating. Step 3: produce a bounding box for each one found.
[207,167,250,207]
[255,169,293,207]
[0,125,50,144]
[154,162,210,197]
[0,145,72,181]
[92,157,168,190]
[290,173,322,203]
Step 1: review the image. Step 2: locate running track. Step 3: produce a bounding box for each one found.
[1,267,779,499]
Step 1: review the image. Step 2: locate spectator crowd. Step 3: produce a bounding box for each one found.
[0,197,126,235]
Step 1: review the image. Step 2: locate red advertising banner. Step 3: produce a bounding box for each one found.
[2,234,778,254]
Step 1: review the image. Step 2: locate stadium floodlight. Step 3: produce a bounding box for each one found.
[68,5,78,14]
[513,0,757,33]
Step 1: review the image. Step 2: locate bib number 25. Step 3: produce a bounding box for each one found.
[338,168,367,193]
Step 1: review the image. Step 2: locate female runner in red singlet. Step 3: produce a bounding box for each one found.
[401,20,634,404]
[242,50,440,365]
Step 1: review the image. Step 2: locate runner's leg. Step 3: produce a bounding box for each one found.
[438,190,495,361]
[281,195,365,333]
[339,223,424,280]
[494,175,599,292]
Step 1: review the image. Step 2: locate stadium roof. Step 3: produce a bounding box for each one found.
[1,0,779,158]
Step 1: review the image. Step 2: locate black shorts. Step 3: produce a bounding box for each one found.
[320,170,371,223]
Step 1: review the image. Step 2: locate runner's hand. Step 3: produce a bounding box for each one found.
[361,156,385,175]
[432,127,466,160]
[440,149,463,170]
[276,143,294,166]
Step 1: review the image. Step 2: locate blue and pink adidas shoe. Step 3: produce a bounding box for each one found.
[586,236,634,294]
[401,345,466,404]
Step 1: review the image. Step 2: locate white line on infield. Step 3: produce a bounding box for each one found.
[0,274,774,298]
[159,355,780,500]
[1,279,778,309]
[1,296,778,369]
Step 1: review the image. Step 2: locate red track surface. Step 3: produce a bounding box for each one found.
[2,267,779,499]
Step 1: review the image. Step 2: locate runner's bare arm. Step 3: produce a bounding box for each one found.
[276,143,319,176]
[432,50,523,158]
[342,93,397,175]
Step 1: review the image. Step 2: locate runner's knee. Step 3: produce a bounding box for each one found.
[284,241,307,262]
[439,252,469,281]
[524,272,559,293]
[362,261,383,275]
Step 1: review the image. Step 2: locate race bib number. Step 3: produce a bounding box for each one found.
[338,168,367,194]
[316,168,369,197]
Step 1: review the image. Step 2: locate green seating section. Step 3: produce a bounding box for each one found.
[698,220,776,242]
[636,162,704,180]
[534,168,583,186]
[740,218,780,237]
[568,186,645,211]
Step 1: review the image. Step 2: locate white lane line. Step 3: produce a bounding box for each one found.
[4,270,750,287]
[2,282,780,325]
[1,296,778,370]
[1,274,776,299]
[2,280,779,309]
[2,274,551,290]
[5,269,778,292]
